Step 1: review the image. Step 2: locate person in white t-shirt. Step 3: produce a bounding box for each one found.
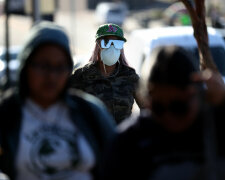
[0,21,116,180]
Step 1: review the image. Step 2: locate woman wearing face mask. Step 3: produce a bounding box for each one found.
[69,23,144,124]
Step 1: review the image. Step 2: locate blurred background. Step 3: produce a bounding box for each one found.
[0,0,225,91]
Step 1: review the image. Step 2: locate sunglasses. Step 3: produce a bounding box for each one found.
[151,100,190,116]
[100,39,125,50]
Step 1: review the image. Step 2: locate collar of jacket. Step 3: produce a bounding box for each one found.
[84,62,124,80]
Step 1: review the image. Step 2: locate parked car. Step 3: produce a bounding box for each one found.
[0,46,21,88]
[125,26,225,81]
[215,28,225,41]
[95,2,128,27]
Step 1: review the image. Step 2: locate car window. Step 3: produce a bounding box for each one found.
[191,46,225,76]
[211,46,225,76]
[0,52,18,61]
[108,9,122,14]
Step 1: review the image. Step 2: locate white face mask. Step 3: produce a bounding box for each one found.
[100,45,121,66]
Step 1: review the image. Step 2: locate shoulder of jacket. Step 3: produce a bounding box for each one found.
[0,88,20,108]
[121,64,139,76]
[67,89,116,133]
[67,89,105,109]
[72,62,95,74]
[0,88,22,128]
[118,109,151,133]
[117,113,139,132]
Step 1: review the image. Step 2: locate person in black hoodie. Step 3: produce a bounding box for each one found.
[102,46,225,180]
[0,21,116,180]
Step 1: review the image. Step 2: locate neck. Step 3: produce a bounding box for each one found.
[99,61,117,77]
[29,96,58,109]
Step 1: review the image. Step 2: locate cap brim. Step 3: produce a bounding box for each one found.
[96,34,126,42]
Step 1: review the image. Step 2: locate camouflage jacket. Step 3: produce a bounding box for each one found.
[69,62,139,124]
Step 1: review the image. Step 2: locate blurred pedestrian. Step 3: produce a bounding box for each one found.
[0,21,116,180]
[101,46,225,180]
[69,23,144,124]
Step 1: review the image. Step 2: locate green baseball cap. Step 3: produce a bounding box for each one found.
[95,23,127,42]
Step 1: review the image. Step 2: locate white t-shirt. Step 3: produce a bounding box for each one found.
[16,99,95,180]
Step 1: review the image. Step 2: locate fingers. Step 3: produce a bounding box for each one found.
[191,69,213,83]
[191,69,225,105]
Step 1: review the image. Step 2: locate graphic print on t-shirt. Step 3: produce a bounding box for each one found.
[24,125,80,179]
